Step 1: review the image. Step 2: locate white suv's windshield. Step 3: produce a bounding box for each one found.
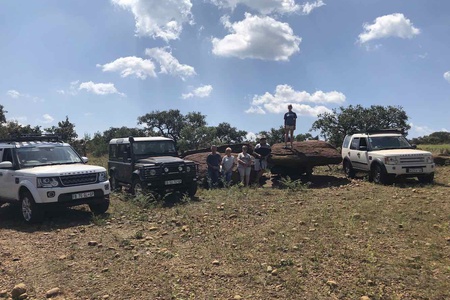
[133,141,177,157]
[17,145,83,167]
[369,136,412,150]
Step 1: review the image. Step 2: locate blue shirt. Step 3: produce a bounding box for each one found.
[284,111,297,126]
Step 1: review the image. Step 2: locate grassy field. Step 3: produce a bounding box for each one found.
[0,165,449,299]
[417,144,450,155]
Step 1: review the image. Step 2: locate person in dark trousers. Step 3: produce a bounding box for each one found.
[206,145,221,188]
[284,104,297,149]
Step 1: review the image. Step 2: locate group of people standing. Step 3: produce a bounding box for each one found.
[206,104,298,188]
[206,136,271,188]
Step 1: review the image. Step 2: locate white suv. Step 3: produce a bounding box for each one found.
[0,136,110,222]
[341,130,435,184]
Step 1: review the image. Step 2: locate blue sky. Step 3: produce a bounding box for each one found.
[1,0,449,140]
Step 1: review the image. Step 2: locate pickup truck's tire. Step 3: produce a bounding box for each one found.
[89,199,110,215]
[418,173,434,184]
[371,164,390,185]
[20,191,44,223]
[184,182,198,198]
[343,160,355,179]
[109,174,121,192]
[131,178,144,196]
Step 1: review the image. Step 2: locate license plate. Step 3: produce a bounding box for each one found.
[407,168,423,173]
[72,191,95,200]
[165,179,182,185]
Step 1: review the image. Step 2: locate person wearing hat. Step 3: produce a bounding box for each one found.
[284,104,297,148]
[253,136,271,185]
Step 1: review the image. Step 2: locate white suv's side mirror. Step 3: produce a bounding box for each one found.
[81,157,89,163]
[0,161,13,169]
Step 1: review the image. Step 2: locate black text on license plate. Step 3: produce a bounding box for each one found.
[165,179,182,185]
[408,168,422,173]
[72,191,95,200]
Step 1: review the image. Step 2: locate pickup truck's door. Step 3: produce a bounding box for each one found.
[347,138,370,171]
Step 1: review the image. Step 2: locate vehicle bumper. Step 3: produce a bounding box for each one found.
[34,181,111,204]
[142,177,197,192]
[384,164,435,177]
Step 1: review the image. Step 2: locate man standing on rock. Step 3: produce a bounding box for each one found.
[206,145,221,188]
[284,104,297,149]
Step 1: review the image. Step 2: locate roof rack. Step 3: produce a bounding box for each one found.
[354,128,405,135]
[0,134,63,143]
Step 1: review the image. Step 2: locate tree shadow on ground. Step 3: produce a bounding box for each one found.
[0,203,102,232]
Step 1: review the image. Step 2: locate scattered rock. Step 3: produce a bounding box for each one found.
[326,280,338,288]
[360,296,371,300]
[148,226,159,231]
[266,266,273,273]
[88,241,98,246]
[233,295,242,300]
[11,283,27,299]
[271,269,278,276]
[45,287,61,298]
[212,260,220,266]
[0,290,7,298]
[18,293,28,299]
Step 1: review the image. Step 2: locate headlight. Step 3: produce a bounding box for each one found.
[186,166,191,172]
[98,172,107,182]
[178,166,183,172]
[426,156,434,163]
[164,167,169,173]
[149,169,156,176]
[384,157,398,165]
[37,177,60,188]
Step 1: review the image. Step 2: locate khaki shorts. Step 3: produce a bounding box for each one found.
[254,159,268,171]
[285,125,295,130]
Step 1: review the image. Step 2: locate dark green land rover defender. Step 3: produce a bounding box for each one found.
[108,137,198,197]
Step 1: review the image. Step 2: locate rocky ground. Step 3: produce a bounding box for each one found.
[1,166,450,299]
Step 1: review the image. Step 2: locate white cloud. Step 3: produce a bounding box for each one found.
[57,80,80,96]
[245,131,257,142]
[210,0,324,15]
[210,0,300,15]
[38,114,54,124]
[444,71,450,83]
[97,57,157,79]
[6,89,43,102]
[182,85,213,99]
[212,13,301,61]
[111,0,193,41]
[6,90,21,98]
[247,84,345,116]
[245,106,266,114]
[358,13,420,44]
[301,0,325,15]
[145,47,196,80]
[78,81,125,96]
[409,123,433,137]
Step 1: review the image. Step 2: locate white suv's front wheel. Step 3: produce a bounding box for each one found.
[20,191,44,223]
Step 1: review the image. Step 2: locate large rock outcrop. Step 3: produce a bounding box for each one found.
[181,140,341,181]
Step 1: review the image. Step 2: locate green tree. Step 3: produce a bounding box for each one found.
[0,104,7,124]
[178,126,217,152]
[410,131,450,145]
[45,116,78,143]
[0,121,42,138]
[258,126,285,144]
[137,110,206,144]
[215,122,247,144]
[295,133,318,141]
[311,105,410,146]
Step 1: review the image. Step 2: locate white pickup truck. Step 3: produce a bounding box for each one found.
[341,130,435,184]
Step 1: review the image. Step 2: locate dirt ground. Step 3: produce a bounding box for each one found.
[1,166,449,300]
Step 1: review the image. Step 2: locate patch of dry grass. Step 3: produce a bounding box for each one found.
[0,166,449,299]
